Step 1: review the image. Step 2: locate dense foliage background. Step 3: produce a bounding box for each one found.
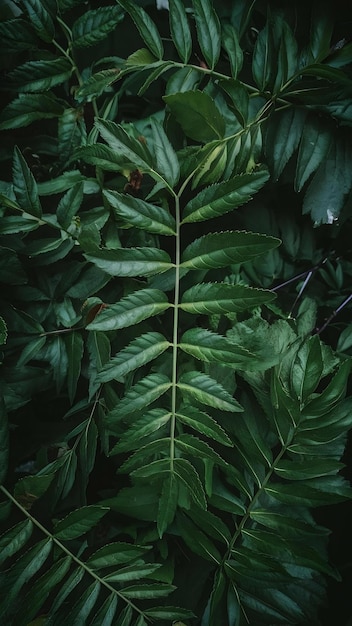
[0,0,352,624]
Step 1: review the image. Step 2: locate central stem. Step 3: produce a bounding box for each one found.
[170,195,181,470]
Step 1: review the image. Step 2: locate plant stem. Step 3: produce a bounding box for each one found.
[170,194,181,471]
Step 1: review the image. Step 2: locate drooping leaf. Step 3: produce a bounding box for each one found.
[191,0,221,70]
[12,147,42,217]
[177,511,221,562]
[72,6,124,48]
[65,580,101,623]
[97,332,170,382]
[0,520,33,566]
[110,409,171,450]
[57,182,84,230]
[117,0,164,59]
[265,108,306,180]
[22,0,55,43]
[103,189,176,235]
[176,433,227,468]
[85,247,173,278]
[182,169,269,223]
[157,474,178,537]
[53,505,109,540]
[168,0,192,63]
[294,114,332,191]
[89,593,118,626]
[65,331,84,403]
[150,119,180,187]
[181,231,281,270]
[75,69,122,103]
[291,335,323,402]
[177,371,243,412]
[180,282,276,314]
[164,91,225,142]
[104,563,162,583]
[87,543,151,570]
[221,23,243,78]
[86,289,170,331]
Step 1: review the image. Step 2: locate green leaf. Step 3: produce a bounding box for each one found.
[38,170,99,195]
[144,607,195,620]
[13,557,71,626]
[164,91,225,142]
[182,169,269,223]
[249,509,329,539]
[274,458,344,481]
[294,115,332,191]
[176,433,227,467]
[0,93,65,130]
[0,18,38,53]
[180,282,276,314]
[0,520,33,566]
[173,458,207,509]
[221,23,243,78]
[265,478,352,507]
[72,6,124,48]
[177,371,243,412]
[65,580,101,623]
[303,136,352,225]
[75,69,122,103]
[22,0,55,42]
[150,119,180,187]
[0,317,8,346]
[121,583,174,599]
[0,539,52,616]
[103,190,176,235]
[177,511,221,562]
[168,0,192,63]
[8,58,73,93]
[126,47,157,66]
[104,563,162,583]
[90,594,118,626]
[181,231,281,270]
[192,0,221,70]
[95,118,153,169]
[47,567,85,618]
[110,373,171,420]
[85,247,173,277]
[97,332,170,382]
[179,327,255,366]
[117,0,164,59]
[12,147,42,217]
[176,405,232,446]
[291,335,323,402]
[157,474,178,537]
[265,108,306,180]
[309,3,333,61]
[86,289,170,331]
[65,331,84,403]
[87,542,151,569]
[53,505,109,540]
[56,182,84,230]
[110,409,171,450]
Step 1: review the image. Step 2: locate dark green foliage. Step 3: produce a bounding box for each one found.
[0,1,352,625]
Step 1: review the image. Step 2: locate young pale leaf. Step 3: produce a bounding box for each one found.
[22,0,55,42]
[13,556,72,626]
[97,332,170,383]
[117,0,164,59]
[87,542,151,570]
[53,505,109,540]
[0,93,65,130]
[157,474,178,537]
[294,116,332,191]
[164,91,225,142]
[177,371,243,412]
[176,405,232,446]
[86,289,170,332]
[0,520,33,566]
[103,189,176,235]
[13,147,42,217]
[180,282,276,314]
[182,169,269,223]
[8,58,73,92]
[72,6,124,48]
[150,119,180,187]
[85,247,173,278]
[168,0,192,63]
[192,0,221,69]
[181,231,281,270]
[221,23,243,78]
[111,373,172,420]
[90,593,118,626]
[179,327,255,366]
